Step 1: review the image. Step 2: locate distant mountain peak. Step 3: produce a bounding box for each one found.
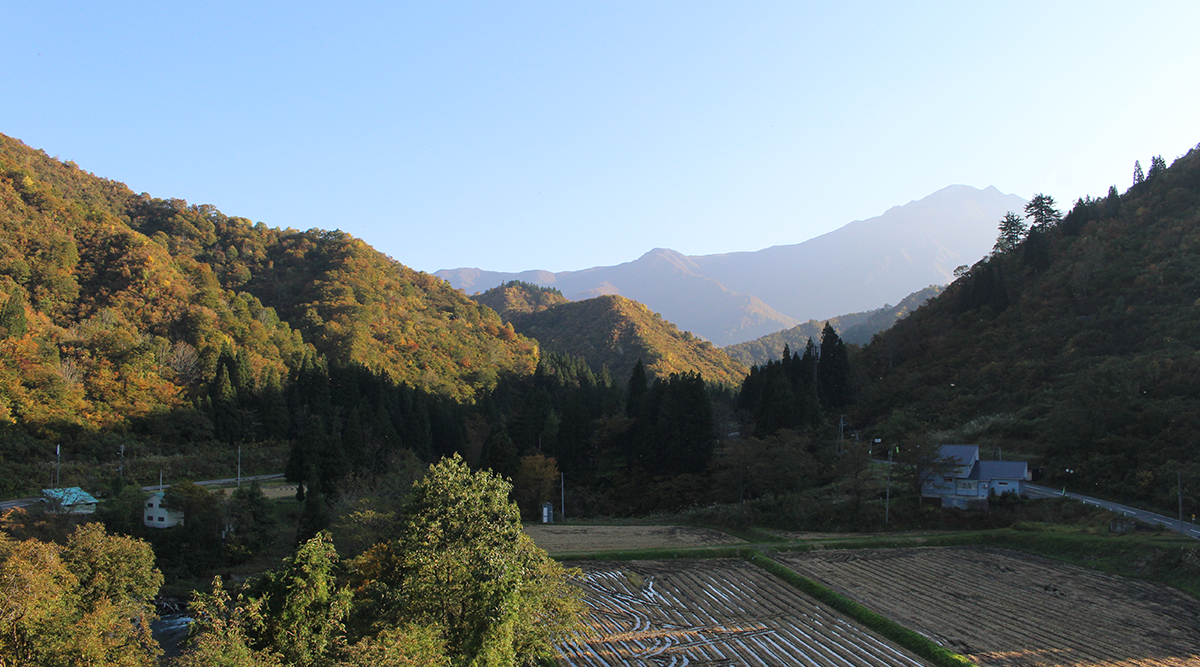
[437,184,1025,345]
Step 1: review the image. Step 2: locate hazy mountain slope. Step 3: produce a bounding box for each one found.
[725,285,943,366]
[438,185,1024,345]
[502,293,748,386]
[443,249,799,346]
[691,185,1025,320]
[856,143,1200,511]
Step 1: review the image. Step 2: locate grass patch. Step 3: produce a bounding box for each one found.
[746,551,978,667]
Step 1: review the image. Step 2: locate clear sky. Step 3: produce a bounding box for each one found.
[3,2,1197,274]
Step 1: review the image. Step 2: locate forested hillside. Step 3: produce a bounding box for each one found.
[725,285,943,366]
[474,283,747,386]
[856,145,1200,511]
[0,134,537,493]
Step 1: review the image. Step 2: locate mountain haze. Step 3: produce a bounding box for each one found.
[438,185,1026,345]
[725,285,943,367]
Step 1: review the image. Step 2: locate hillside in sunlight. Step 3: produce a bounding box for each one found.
[473,282,746,386]
[0,133,539,492]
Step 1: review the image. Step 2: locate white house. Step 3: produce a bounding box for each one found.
[144,491,184,528]
[42,487,98,514]
[922,445,1029,509]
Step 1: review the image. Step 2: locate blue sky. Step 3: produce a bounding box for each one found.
[4,2,1198,273]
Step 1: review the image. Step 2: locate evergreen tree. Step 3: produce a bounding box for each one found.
[1147,155,1167,181]
[817,323,853,411]
[1133,159,1145,185]
[993,211,1027,254]
[256,367,290,440]
[0,288,28,338]
[1024,193,1062,230]
[626,359,648,418]
[479,425,520,480]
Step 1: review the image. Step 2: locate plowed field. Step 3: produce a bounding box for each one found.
[559,559,930,666]
[777,546,1200,667]
[525,525,743,553]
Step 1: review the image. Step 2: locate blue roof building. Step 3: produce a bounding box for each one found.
[41,487,99,514]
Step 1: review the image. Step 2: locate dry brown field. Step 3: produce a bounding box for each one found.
[525,525,743,553]
[559,558,930,667]
[777,546,1200,667]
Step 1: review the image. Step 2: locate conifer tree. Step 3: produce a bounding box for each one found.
[626,359,648,418]
[1024,194,1062,231]
[817,323,853,411]
[0,289,28,338]
[1133,159,1145,184]
[1147,155,1167,181]
[993,211,1027,254]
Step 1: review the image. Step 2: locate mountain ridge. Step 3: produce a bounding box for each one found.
[437,185,1026,345]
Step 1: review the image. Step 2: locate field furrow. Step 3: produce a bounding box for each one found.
[559,559,930,667]
[776,546,1200,667]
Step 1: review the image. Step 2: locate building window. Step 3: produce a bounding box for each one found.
[145,515,152,521]
[158,516,165,522]
[146,503,154,508]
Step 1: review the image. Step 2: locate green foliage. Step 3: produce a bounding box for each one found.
[0,524,163,667]
[246,532,353,667]
[350,455,585,666]
[174,577,283,667]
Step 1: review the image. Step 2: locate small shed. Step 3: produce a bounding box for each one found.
[144,491,184,528]
[42,487,98,514]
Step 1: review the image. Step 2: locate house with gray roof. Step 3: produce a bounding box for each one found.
[921,445,1029,509]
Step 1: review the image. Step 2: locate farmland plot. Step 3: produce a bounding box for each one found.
[778,547,1200,667]
[559,558,930,667]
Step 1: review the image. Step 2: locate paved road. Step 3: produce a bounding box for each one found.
[0,474,286,511]
[0,497,41,511]
[139,473,284,491]
[1026,483,1200,539]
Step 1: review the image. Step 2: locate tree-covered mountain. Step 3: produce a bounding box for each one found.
[472,282,747,387]
[472,280,569,320]
[854,144,1200,512]
[725,285,943,367]
[0,133,540,493]
[438,185,1024,345]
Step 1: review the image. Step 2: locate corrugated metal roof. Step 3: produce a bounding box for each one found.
[42,487,99,505]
